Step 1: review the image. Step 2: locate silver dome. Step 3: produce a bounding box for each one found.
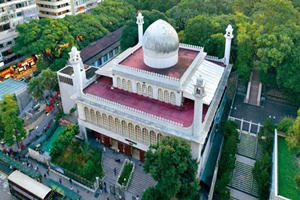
[142,19,179,69]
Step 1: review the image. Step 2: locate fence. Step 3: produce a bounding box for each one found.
[228,116,263,135]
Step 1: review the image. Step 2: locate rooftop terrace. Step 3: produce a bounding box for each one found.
[83,76,208,127]
[119,47,199,79]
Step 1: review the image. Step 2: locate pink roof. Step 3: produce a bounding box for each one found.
[119,47,199,79]
[84,77,208,127]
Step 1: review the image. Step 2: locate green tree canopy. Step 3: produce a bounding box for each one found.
[0,94,26,147]
[286,109,300,151]
[142,137,199,200]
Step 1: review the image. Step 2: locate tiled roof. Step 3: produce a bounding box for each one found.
[0,78,27,100]
[80,27,123,62]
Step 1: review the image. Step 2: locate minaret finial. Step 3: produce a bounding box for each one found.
[224,24,234,66]
[136,12,144,44]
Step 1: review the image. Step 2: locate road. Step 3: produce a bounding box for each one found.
[0,171,14,200]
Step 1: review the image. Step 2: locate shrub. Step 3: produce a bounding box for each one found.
[277,117,294,134]
[118,162,133,187]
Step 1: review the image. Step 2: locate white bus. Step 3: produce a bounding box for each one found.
[7,170,53,200]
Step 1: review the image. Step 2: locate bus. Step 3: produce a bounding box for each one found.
[7,170,53,200]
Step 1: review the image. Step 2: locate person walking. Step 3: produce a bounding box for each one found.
[103,146,106,153]
[69,178,72,185]
[46,167,50,175]
[70,185,73,191]
[43,173,47,179]
[114,167,117,176]
[59,178,62,184]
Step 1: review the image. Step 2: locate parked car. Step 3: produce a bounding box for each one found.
[32,71,40,77]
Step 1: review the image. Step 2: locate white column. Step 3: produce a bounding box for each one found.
[136,12,144,44]
[224,25,234,66]
[69,46,83,97]
[194,97,204,138]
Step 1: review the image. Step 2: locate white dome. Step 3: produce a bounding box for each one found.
[142,19,179,69]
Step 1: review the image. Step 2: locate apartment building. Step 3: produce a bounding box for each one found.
[0,0,39,70]
[36,0,102,19]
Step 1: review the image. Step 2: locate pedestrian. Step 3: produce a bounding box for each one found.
[104,186,107,193]
[59,178,62,184]
[107,198,110,200]
[70,185,73,191]
[77,189,79,193]
[114,167,117,176]
[43,173,46,179]
[136,195,139,200]
[99,185,103,193]
[103,146,106,153]
[46,168,50,175]
[69,178,72,185]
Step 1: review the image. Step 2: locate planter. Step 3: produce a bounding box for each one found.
[116,159,135,190]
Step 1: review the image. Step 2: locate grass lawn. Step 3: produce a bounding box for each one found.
[118,162,133,187]
[42,126,64,152]
[278,136,300,199]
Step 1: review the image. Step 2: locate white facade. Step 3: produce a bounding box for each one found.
[36,0,101,19]
[58,14,233,177]
[0,0,39,68]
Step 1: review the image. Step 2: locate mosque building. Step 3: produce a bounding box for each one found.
[57,13,234,188]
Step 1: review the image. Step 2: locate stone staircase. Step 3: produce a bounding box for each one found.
[237,133,257,159]
[128,166,156,195]
[230,161,253,194]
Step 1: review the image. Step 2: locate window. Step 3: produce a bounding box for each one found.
[135,126,142,142]
[137,83,142,95]
[148,86,153,98]
[117,77,121,88]
[170,92,176,105]
[142,84,147,96]
[142,128,149,145]
[150,131,156,145]
[122,120,127,136]
[127,80,132,92]
[96,111,102,126]
[84,107,90,121]
[109,116,114,131]
[122,79,127,91]
[115,118,121,134]
[157,133,163,143]
[158,89,163,101]
[103,54,108,63]
[128,123,134,139]
[109,50,114,59]
[164,90,169,103]
[102,114,108,129]
[90,109,96,124]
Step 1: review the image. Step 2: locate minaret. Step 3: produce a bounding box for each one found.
[136,12,144,44]
[193,76,206,138]
[224,24,234,66]
[69,46,83,96]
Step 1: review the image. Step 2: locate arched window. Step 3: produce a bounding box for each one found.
[158,89,163,101]
[164,90,169,103]
[148,86,153,98]
[96,111,102,126]
[102,113,108,129]
[128,123,134,139]
[117,77,121,88]
[157,133,163,143]
[84,107,90,121]
[137,82,142,95]
[115,118,121,134]
[127,80,132,92]
[170,92,176,105]
[121,120,127,136]
[150,131,156,145]
[90,109,96,124]
[142,128,149,145]
[135,125,142,142]
[142,84,147,96]
[122,79,127,91]
[108,116,114,131]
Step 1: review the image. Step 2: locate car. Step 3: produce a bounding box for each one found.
[32,71,41,77]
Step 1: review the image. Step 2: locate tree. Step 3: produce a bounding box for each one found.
[286,109,300,151]
[13,18,75,71]
[277,117,294,134]
[143,137,199,200]
[0,94,26,148]
[120,10,171,51]
[141,0,181,13]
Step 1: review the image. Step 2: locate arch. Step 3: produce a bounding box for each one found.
[164,90,170,103]
[96,111,102,126]
[121,120,127,136]
[102,113,108,129]
[128,123,134,139]
[158,88,163,101]
[115,118,121,134]
[137,82,142,95]
[148,86,153,98]
[142,128,149,145]
[135,125,142,142]
[127,80,132,92]
[90,109,96,124]
[170,92,176,105]
[122,79,127,91]
[108,115,114,131]
[117,77,121,88]
[150,131,156,145]
[157,133,163,143]
[84,107,90,121]
[142,84,147,96]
